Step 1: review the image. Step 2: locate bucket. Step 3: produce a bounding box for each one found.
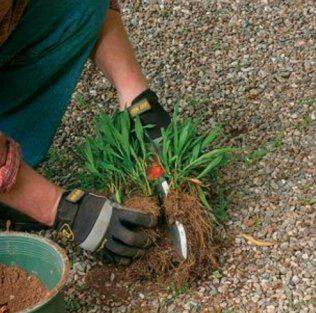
[0,232,69,313]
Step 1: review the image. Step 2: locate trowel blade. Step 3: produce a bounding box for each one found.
[169,220,188,260]
[156,178,188,260]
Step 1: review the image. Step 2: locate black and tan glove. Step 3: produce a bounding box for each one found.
[128,89,171,141]
[55,189,157,264]
[129,89,171,196]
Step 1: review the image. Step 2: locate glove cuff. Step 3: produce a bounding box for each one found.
[128,89,171,140]
[55,189,112,251]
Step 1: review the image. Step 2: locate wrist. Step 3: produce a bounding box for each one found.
[48,187,63,227]
[0,162,63,227]
[55,190,111,251]
[38,185,63,227]
[118,83,148,110]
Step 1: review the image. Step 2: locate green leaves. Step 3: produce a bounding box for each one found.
[155,106,235,216]
[201,126,221,149]
[80,106,235,219]
[196,155,223,179]
[158,108,234,189]
[81,111,153,200]
[134,117,146,157]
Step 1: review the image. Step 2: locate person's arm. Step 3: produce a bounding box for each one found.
[91,9,148,109]
[91,9,171,139]
[0,135,156,265]
[0,133,61,225]
[0,160,62,226]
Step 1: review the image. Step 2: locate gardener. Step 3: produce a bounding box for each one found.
[0,0,170,264]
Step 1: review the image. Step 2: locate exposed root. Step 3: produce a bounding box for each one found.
[124,195,161,244]
[124,196,160,218]
[164,190,218,266]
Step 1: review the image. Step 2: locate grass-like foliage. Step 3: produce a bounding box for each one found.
[80,106,235,216]
[81,111,153,202]
[157,107,235,210]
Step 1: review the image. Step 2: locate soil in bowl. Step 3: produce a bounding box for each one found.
[0,263,48,313]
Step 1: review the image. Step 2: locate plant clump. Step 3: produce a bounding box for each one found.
[81,108,234,294]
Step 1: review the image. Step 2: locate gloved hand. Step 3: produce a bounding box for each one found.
[128,89,171,141]
[129,89,171,196]
[55,189,157,265]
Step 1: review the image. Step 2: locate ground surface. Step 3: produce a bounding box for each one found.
[42,1,315,312]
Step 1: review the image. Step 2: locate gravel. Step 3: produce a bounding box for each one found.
[41,1,315,312]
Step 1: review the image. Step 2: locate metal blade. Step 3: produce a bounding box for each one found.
[149,140,188,260]
[169,221,188,260]
[156,178,188,260]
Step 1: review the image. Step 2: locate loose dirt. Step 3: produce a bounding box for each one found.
[0,263,48,313]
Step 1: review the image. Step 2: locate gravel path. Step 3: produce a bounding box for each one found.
[42,1,315,312]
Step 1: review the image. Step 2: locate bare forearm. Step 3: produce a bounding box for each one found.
[0,162,62,226]
[91,9,148,109]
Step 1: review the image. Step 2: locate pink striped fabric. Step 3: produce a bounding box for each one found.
[0,137,21,192]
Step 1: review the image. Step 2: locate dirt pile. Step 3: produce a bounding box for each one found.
[0,264,48,313]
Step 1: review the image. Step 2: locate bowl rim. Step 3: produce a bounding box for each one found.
[0,231,70,312]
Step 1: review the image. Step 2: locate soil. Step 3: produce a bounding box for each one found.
[0,263,48,313]
[124,195,160,218]
[86,191,219,304]
[85,265,130,306]
[126,190,218,286]
[163,190,219,284]
[124,195,161,244]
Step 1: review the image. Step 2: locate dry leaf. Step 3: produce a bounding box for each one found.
[240,233,274,247]
[188,178,203,186]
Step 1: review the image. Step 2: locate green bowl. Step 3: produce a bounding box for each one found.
[0,232,69,313]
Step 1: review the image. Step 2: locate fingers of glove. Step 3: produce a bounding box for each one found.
[117,208,157,228]
[106,238,145,258]
[112,224,149,248]
[101,249,131,266]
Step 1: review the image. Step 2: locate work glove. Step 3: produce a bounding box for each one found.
[129,89,171,196]
[55,189,157,265]
[128,89,171,141]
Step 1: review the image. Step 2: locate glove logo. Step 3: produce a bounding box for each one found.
[58,223,75,243]
[128,99,151,117]
[66,189,85,203]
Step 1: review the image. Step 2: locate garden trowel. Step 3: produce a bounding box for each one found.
[144,134,188,260]
[127,95,187,260]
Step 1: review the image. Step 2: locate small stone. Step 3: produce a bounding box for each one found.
[267,305,276,313]
[292,275,300,284]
